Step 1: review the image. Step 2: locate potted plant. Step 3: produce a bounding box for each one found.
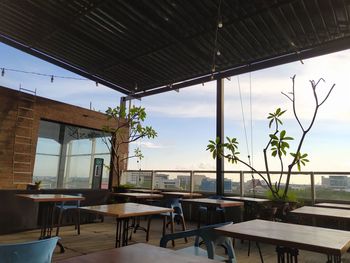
[207,75,335,208]
[102,104,157,190]
[26,180,42,190]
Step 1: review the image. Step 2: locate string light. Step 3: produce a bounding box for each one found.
[210,0,222,78]
[0,67,88,80]
[50,75,54,83]
[218,19,223,28]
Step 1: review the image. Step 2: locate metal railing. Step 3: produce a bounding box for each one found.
[122,170,350,204]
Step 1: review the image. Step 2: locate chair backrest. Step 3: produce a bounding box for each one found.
[160,222,236,263]
[0,237,59,263]
[59,193,83,209]
[207,195,223,200]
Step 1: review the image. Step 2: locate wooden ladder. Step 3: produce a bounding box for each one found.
[13,88,36,185]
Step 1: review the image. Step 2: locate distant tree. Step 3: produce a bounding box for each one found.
[207,75,335,200]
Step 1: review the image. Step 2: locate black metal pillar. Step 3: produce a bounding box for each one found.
[216,78,224,195]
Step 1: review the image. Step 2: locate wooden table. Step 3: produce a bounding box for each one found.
[112,192,163,199]
[290,206,350,229]
[215,219,350,263]
[81,203,173,247]
[223,196,270,203]
[161,191,202,198]
[182,198,243,225]
[17,194,85,253]
[111,192,164,237]
[58,243,220,263]
[223,196,270,220]
[128,188,161,193]
[290,206,350,219]
[182,198,243,208]
[315,202,350,210]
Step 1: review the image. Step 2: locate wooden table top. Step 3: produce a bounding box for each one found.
[57,243,220,263]
[215,219,350,256]
[81,203,173,218]
[128,188,161,193]
[315,203,350,210]
[290,206,350,219]
[112,192,164,199]
[16,194,85,202]
[182,198,244,208]
[161,192,202,198]
[224,196,270,203]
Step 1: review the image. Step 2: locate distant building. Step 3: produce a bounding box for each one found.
[322,176,349,189]
[123,171,152,187]
[245,179,267,194]
[177,175,190,190]
[200,178,232,192]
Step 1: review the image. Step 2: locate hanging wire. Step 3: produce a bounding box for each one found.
[237,75,257,196]
[0,67,88,80]
[210,0,222,79]
[249,71,256,196]
[237,76,251,161]
[249,72,253,167]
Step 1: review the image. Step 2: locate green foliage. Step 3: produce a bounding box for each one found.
[267,108,285,128]
[270,130,294,157]
[209,76,334,200]
[290,152,309,171]
[117,183,134,189]
[34,180,42,186]
[266,188,298,202]
[103,104,157,186]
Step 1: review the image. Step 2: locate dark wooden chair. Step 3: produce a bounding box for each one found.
[160,222,236,263]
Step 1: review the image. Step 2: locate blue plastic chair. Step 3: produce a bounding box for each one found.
[160,222,236,263]
[0,237,59,263]
[161,197,187,246]
[197,195,226,227]
[56,193,83,236]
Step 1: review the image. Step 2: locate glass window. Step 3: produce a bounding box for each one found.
[33,120,111,189]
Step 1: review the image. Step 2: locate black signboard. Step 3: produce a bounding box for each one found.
[92,158,104,189]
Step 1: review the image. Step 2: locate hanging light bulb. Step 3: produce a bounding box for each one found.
[1,68,4,77]
[216,49,221,56]
[218,19,223,28]
[50,75,54,83]
[95,81,98,86]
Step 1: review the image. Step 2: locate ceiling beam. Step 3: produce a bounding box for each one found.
[0,33,131,94]
[127,35,350,99]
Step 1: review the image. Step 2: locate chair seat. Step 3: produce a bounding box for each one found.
[60,205,78,210]
[176,246,225,261]
[199,206,225,212]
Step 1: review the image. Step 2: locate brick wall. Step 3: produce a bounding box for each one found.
[0,86,126,189]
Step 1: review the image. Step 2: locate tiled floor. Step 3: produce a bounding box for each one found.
[1,217,349,262]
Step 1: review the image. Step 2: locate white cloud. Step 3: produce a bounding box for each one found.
[130,141,167,149]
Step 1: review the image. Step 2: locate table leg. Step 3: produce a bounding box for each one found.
[327,254,341,263]
[276,246,299,263]
[38,202,65,253]
[115,218,130,247]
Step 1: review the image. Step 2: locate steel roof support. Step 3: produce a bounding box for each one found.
[216,78,224,196]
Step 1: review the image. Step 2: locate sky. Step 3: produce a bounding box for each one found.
[1,42,350,179]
